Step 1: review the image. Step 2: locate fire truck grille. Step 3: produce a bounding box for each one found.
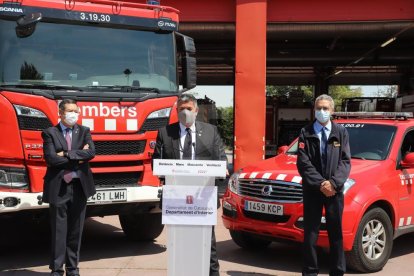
[93,172,141,187]
[140,118,169,132]
[17,116,53,131]
[238,179,303,203]
[242,210,290,223]
[94,141,146,155]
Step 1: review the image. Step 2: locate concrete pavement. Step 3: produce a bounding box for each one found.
[1,208,414,275]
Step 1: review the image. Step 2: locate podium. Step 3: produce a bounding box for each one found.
[153,159,226,276]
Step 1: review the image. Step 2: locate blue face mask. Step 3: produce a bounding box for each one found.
[315,109,330,124]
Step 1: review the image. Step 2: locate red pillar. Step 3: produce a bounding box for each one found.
[234,0,267,170]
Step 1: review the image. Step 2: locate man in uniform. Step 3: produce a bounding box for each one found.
[297,94,351,276]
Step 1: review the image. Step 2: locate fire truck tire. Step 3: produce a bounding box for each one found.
[119,213,164,241]
[346,207,393,272]
[229,230,272,249]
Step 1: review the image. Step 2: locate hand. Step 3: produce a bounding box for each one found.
[320,180,336,197]
[83,144,89,150]
[57,151,64,157]
[226,169,229,176]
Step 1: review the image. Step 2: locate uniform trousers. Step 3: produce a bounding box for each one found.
[302,190,345,276]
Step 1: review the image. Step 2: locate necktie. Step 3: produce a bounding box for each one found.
[63,128,73,183]
[321,127,328,172]
[182,128,192,160]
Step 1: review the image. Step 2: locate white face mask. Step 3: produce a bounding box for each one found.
[178,109,197,127]
[315,109,330,124]
[64,112,79,126]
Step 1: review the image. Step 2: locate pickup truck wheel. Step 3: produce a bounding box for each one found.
[230,230,271,249]
[119,213,164,241]
[346,207,393,272]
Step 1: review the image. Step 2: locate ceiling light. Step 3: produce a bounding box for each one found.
[381,37,396,48]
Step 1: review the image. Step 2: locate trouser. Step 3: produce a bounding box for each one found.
[210,227,220,276]
[302,190,345,276]
[49,179,87,275]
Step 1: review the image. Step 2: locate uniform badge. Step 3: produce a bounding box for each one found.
[299,142,305,149]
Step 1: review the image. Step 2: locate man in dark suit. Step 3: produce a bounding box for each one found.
[42,99,96,276]
[152,93,227,276]
[297,94,351,276]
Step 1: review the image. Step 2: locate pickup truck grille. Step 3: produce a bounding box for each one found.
[94,140,146,155]
[238,179,303,203]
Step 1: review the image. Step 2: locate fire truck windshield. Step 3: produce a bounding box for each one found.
[286,123,396,161]
[0,19,178,94]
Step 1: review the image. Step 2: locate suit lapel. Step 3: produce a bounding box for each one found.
[54,124,68,151]
[71,124,80,150]
[195,122,204,156]
[171,123,181,159]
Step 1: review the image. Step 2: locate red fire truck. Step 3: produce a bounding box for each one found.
[0,0,196,241]
[223,112,414,272]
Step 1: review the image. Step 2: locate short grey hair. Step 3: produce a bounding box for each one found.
[315,94,335,110]
[178,93,198,108]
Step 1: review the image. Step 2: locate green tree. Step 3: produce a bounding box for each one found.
[329,86,363,111]
[217,106,234,149]
[266,85,313,103]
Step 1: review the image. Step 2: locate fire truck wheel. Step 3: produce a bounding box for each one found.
[346,207,393,272]
[229,230,272,249]
[119,212,164,241]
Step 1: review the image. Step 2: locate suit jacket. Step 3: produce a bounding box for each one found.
[152,121,227,162]
[42,123,96,204]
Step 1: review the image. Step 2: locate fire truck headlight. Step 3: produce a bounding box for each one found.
[13,105,47,118]
[148,108,171,119]
[228,170,241,194]
[0,167,29,190]
[343,178,356,194]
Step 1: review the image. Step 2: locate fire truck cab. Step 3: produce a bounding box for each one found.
[223,112,414,272]
[0,0,196,241]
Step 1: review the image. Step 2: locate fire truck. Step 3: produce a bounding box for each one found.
[223,112,414,272]
[0,0,196,241]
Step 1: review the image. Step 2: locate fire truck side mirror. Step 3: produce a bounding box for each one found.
[277,145,289,155]
[401,152,414,168]
[15,13,42,38]
[176,33,197,91]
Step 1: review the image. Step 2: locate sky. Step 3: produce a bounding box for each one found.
[188,85,391,108]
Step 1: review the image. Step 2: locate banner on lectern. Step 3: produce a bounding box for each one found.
[162,185,217,225]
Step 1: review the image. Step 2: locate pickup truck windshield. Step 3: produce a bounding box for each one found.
[286,123,396,161]
[0,19,177,94]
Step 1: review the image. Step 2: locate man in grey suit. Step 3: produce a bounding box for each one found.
[42,99,96,276]
[152,93,227,276]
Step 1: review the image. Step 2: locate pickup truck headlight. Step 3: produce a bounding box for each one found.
[0,167,29,190]
[228,170,241,194]
[343,178,356,194]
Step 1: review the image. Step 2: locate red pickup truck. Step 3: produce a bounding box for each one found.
[222,112,414,272]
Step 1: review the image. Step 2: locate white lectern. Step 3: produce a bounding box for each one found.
[153,159,226,276]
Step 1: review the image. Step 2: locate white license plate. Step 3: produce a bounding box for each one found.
[244,200,283,215]
[88,189,127,204]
